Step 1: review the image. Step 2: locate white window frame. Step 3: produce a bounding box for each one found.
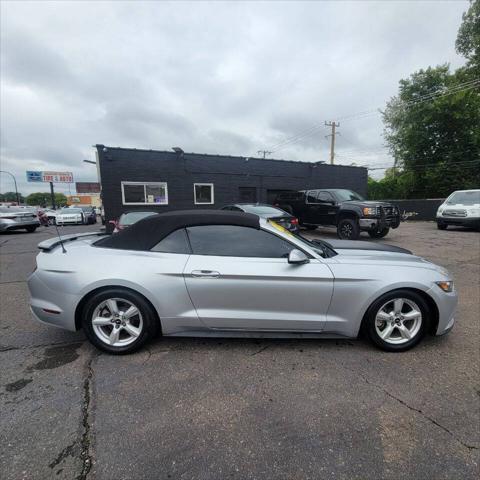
[121,181,169,206]
[194,183,214,205]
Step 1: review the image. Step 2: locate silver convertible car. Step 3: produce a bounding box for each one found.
[28,210,457,354]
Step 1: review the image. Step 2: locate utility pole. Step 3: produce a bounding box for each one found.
[325,121,340,165]
[257,150,272,159]
[49,182,56,209]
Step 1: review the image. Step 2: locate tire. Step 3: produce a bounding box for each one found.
[81,288,159,354]
[368,227,390,238]
[437,222,447,230]
[26,226,37,233]
[337,218,360,240]
[363,289,429,352]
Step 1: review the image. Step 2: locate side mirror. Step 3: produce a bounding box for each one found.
[288,249,309,265]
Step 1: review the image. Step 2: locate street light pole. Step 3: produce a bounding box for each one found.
[0,170,20,205]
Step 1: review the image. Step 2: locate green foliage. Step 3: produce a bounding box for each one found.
[26,192,68,207]
[378,2,480,199]
[0,191,25,203]
[456,0,480,74]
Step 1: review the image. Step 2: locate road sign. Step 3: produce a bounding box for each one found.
[26,171,73,183]
[26,171,43,182]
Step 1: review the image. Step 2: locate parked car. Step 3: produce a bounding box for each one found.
[221,203,299,232]
[436,189,480,231]
[29,210,456,355]
[55,207,84,225]
[110,211,159,233]
[78,206,97,225]
[0,206,40,233]
[275,189,401,240]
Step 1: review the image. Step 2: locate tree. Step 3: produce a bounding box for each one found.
[380,1,480,199]
[456,0,480,74]
[26,192,68,207]
[0,191,25,203]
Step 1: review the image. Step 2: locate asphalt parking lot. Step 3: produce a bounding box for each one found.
[1,222,479,480]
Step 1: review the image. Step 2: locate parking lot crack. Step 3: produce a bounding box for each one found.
[341,363,479,451]
[250,344,270,356]
[77,353,96,480]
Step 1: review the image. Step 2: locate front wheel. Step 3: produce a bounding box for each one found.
[363,290,429,352]
[337,218,360,240]
[437,222,447,230]
[26,226,37,233]
[82,288,159,354]
[368,227,390,238]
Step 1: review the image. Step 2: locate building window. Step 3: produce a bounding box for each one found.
[194,183,214,205]
[121,182,168,205]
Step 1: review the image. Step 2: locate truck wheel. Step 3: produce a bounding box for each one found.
[368,227,390,238]
[337,218,360,240]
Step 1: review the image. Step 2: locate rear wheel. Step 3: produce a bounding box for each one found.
[82,288,159,354]
[368,227,390,238]
[26,226,37,233]
[337,218,360,240]
[437,222,447,230]
[364,290,429,352]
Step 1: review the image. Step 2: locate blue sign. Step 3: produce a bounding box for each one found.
[26,171,43,182]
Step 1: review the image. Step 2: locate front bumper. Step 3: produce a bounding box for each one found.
[426,285,458,336]
[437,216,480,228]
[56,218,83,225]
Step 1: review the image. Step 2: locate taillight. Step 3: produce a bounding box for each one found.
[291,218,299,225]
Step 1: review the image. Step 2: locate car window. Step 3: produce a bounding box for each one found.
[120,212,158,225]
[186,225,296,258]
[306,190,319,204]
[446,191,480,205]
[151,229,191,254]
[317,191,334,203]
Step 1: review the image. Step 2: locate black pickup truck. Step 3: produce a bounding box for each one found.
[275,189,401,240]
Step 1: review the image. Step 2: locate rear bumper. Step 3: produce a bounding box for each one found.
[28,271,79,331]
[437,216,480,228]
[0,220,40,232]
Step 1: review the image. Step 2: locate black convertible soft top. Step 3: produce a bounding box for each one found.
[95,209,260,251]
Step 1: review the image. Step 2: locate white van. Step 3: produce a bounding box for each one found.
[436,189,480,230]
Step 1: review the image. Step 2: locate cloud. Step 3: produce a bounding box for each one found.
[0,0,468,194]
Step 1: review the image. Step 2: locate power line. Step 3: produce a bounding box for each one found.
[263,78,480,154]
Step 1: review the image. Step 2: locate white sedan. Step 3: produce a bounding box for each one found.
[55,207,84,225]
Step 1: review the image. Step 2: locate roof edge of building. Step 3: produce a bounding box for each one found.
[95,144,367,170]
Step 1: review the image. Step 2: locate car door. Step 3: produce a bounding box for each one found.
[304,190,323,224]
[183,225,334,332]
[317,191,338,225]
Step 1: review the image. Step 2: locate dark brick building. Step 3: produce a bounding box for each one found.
[96,144,367,227]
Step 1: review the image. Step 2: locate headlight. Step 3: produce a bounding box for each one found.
[467,208,480,217]
[362,207,378,216]
[437,208,444,215]
[436,281,454,292]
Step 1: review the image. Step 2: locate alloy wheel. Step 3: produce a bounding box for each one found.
[341,223,353,238]
[374,297,422,345]
[91,297,143,347]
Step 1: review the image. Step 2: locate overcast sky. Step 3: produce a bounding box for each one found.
[0,0,468,195]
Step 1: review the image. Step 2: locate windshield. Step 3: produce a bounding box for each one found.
[61,208,81,213]
[119,211,158,225]
[334,189,365,202]
[446,191,480,205]
[241,205,287,216]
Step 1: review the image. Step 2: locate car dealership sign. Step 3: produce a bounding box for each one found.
[26,171,74,183]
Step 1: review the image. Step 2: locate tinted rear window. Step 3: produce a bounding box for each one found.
[119,212,158,225]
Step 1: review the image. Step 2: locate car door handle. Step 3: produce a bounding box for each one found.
[191,270,221,278]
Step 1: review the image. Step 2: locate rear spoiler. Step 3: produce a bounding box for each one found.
[38,231,108,252]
